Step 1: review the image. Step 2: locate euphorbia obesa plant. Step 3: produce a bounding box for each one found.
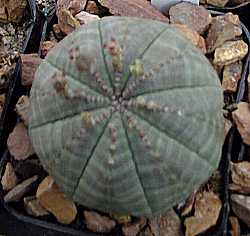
[29,17,224,217]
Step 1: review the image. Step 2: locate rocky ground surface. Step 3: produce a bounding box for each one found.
[0,0,250,236]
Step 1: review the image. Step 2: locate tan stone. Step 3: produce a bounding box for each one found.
[231,162,250,188]
[173,24,206,53]
[185,191,222,236]
[222,61,242,92]
[214,40,248,66]
[229,216,241,236]
[231,194,250,227]
[0,0,27,23]
[1,162,18,191]
[21,54,43,86]
[144,209,183,236]
[57,0,88,16]
[57,8,80,35]
[86,1,100,15]
[15,96,30,126]
[75,11,100,25]
[4,176,38,203]
[36,176,77,224]
[122,218,146,236]
[41,41,57,57]
[206,13,242,53]
[206,0,229,7]
[232,102,250,145]
[169,3,211,34]
[84,211,116,233]
[24,196,49,217]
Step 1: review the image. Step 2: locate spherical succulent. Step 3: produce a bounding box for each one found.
[29,17,224,217]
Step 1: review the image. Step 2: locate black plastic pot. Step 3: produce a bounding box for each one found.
[0,10,250,236]
[0,0,39,157]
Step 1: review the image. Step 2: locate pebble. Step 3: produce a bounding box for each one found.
[7,123,35,160]
[57,8,80,35]
[36,176,77,224]
[0,0,27,23]
[86,1,100,15]
[231,162,250,188]
[122,218,146,236]
[1,162,18,191]
[232,102,250,145]
[231,194,250,227]
[206,13,242,53]
[206,0,229,7]
[24,196,49,217]
[75,11,100,25]
[142,209,183,236]
[213,40,248,66]
[41,41,57,57]
[169,3,212,35]
[15,96,30,126]
[222,61,242,92]
[84,211,116,233]
[4,175,38,203]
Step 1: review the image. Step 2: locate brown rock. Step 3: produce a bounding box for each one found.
[144,209,183,236]
[231,161,250,188]
[57,8,81,35]
[21,54,42,86]
[169,3,211,35]
[1,162,18,191]
[231,194,250,227]
[206,13,242,53]
[7,123,34,160]
[229,216,241,236]
[4,175,38,203]
[41,41,57,57]
[229,183,250,194]
[75,11,100,25]
[222,61,242,92]
[24,196,49,217]
[86,1,100,15]
[57,0,87,16]
[214,40,248,66]
[15,95,30,126]
[0,0,27,23]
[232,102,250,145]
[84,211,116,233]
[206,0,229,7]
[185,191,222,236]
[99,0,169,23]
[173,24,206,53]
[37,176,77,224]
[122,218,146,236]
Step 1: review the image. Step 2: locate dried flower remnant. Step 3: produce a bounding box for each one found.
[104,38,123,72]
